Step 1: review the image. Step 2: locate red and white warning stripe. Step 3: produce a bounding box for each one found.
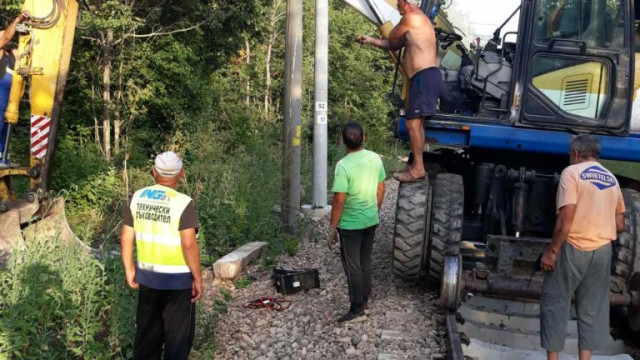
[31,115,51,159]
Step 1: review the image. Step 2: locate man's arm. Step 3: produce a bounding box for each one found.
[180,228,202,303]
[121,225,138,289]
[616,214,625,233]
[377,182,385,212]
[330,192,346,228]
[541,204,577,271]
[355,16,410,51]
[0,12,29,49]
[328,192,347,249]
[616,189,626,233]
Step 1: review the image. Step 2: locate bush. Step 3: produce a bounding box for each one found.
[62,168,125,246]
[0,232,136,359]
[185,119,290,263]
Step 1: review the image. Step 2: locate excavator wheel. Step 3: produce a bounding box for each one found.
[617,188,640,330]
[392,178,431,280]
[427,173,464,282]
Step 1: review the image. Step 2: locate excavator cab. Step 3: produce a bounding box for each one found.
[432,0,635,134]
[0,0,80,263]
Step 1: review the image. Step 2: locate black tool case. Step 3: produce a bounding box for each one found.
[272,266,320,294]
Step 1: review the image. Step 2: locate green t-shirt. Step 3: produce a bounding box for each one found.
[331,149,386,230]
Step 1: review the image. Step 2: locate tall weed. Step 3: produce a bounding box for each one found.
[0,231,136,359]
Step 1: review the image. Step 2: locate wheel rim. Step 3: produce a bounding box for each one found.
[441,255,462,311]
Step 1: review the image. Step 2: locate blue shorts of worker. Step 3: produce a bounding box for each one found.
[0,52,15,165]
[540,242,612,352]
[406,67,442,119]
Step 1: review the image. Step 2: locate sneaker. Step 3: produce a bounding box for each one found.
[338,311,367,324]
[363,301,371,316]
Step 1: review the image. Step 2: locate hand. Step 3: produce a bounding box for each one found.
[191,279,203,303]
[355,35,373,45]
[125,269,139,290]
[17,11,30,22]
[328,226,338,250]
[541,248,558,272]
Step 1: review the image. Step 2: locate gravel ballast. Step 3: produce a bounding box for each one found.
[210,180,447,359]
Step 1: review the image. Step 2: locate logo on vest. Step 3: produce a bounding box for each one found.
[140,189,174,202]
[580,166,616,190]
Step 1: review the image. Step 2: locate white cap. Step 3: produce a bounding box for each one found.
[154,151,183,177]
[406,0,421,5]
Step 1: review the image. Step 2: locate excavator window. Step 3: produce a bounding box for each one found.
[524,0,629,124]
[536,0,624,49]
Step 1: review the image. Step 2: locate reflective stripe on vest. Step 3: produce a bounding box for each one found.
[130,184,192,274]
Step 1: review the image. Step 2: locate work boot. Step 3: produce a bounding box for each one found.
[338,310,367,324]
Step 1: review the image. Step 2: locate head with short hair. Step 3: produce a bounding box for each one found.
[397,0,420,14]
[569,135,600,164]
[342,122,364,151]
[152,151,185,187]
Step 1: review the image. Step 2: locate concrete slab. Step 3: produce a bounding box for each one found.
[301,205,331,220]
[458,303,578,336]
[380,330,425,340]
[464,338,632,360]
[460,297,629,357]
[213,241,268,280]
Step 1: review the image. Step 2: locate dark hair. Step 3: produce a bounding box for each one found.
[570,134,600,159]
[342,122,364,150]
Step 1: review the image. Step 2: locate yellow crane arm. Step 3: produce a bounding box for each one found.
[3,0,78,199]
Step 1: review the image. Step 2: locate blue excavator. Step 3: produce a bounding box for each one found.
[343,0,640,357]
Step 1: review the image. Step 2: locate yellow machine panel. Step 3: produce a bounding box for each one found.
[532,61,609,119]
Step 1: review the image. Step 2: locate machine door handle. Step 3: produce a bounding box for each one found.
[547,38,587,53]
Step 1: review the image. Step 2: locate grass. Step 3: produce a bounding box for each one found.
[602,160,640,181]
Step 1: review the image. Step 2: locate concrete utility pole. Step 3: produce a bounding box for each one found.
[282,0,303,234]
[312,0,329,208]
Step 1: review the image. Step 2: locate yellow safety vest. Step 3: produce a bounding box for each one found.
[130,184,193,278]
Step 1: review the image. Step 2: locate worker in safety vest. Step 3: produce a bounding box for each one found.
[0,12,29,167]
[121,151,202,360]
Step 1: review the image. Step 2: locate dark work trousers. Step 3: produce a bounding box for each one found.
[134,285,196,360]
[338,225,377,311]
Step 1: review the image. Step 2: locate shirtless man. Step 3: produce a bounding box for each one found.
[356,0,440,182]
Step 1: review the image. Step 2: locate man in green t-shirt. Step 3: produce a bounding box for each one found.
[328,122,386,324]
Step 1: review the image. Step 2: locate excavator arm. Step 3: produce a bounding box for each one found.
[3,0,78,199]
[0,0,79,263]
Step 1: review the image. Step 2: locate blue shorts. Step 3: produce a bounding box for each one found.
[407,67,442,119]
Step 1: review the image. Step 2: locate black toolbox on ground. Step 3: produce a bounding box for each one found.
[272,266,320,294]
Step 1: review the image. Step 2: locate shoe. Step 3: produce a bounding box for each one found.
[393,170,426,182]
[363,302,371,316]
[338,310,367,324]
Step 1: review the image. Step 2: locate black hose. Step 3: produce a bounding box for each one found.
[391,48,403,97]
